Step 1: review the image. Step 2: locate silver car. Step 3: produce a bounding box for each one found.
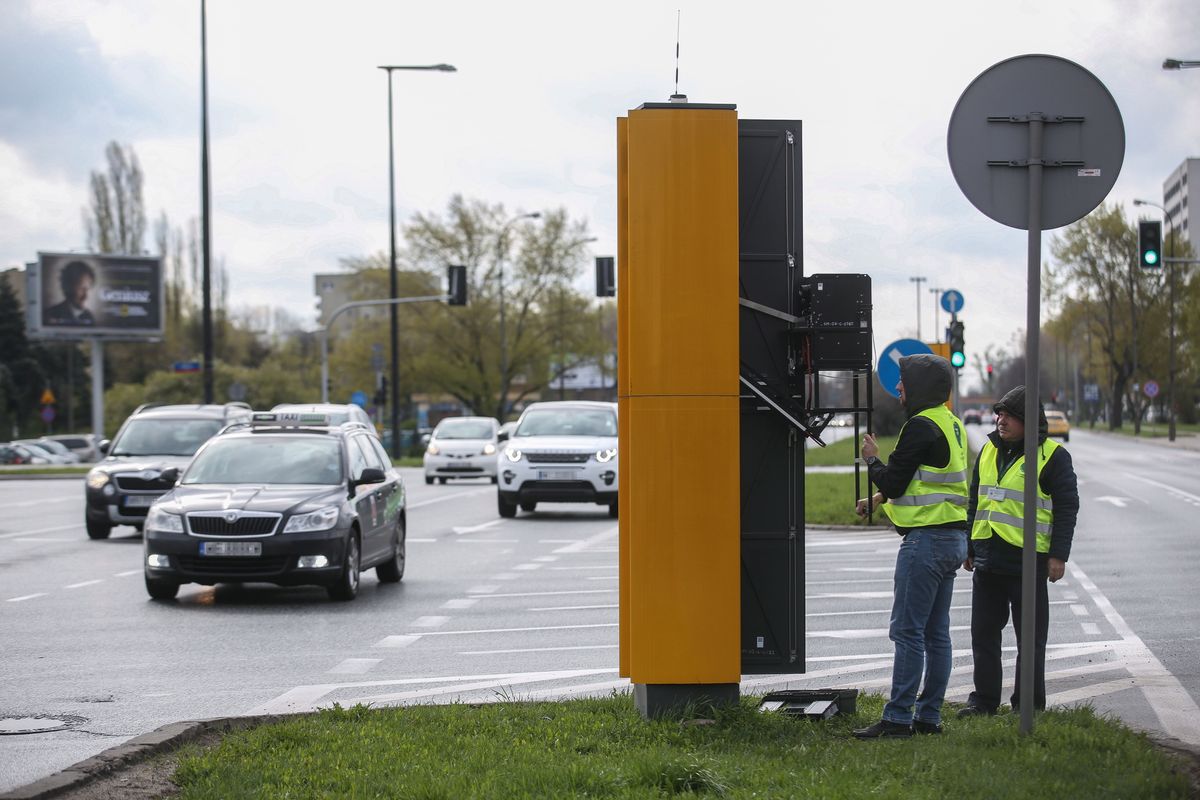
[423,416,500,484]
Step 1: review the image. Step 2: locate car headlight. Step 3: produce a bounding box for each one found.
[482,443,496,456]
[426,443,440,456]
[595,448,617,463]
[504,447,523,463]
[283,506,340,533]
[86,470,110,490]
[145,506,184,533]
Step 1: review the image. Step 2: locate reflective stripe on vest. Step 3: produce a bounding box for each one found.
[971,438,1061,551]
[881,406,968,529]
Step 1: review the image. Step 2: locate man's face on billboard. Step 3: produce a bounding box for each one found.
[68,273,94,308]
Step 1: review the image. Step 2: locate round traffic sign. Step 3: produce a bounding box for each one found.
[350,390,369,408]
[940,290,964,314]
[1143,380,1159,399]
[40,405,56,424]
[877,339,934,399]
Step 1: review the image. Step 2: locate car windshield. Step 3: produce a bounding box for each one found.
[110,419,223,457]
[182,436,344,485]
[516,409,617,437]
[435,420,494,440]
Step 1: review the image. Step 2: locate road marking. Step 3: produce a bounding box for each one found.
[807,604,971,618]
[468,585,499,594]
[458,538,518,543]
[550,566,615,571]
[329,658,381,675]
[65,579,103,589]
[807,624,970,640]
[442,598,479,609]
[810,588,971,600]
[1121,472,1200,503]
[461,644,618,656]
[1095,496,1132,508]
[413,616,449,628]
[1063,591,1079,601]
[1082,623,1101,635]
[513,563,543,571]
[534,556,559,562]
[452,520,506,535]
[114,570,141,577]
[13,537,77,542]
[6,593,47,602]
[492,573,520,580]
[406,488,493,510]
[1070,604,1090,617]
[375,635,420,648]
[468,588,615,599]
[528,604,619,612]
[408,538,437,543]
[1070,562,1200,746]
[807,578,892,587]
[0,524,79,540]
[836,567,895,573]
[410,622,617,638]
[538,539,576,543]
[554,526,618,554]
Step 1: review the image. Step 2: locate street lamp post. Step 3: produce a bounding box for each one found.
[1133,198,1176,441]
[379,63,455,457]
[1162,59,1200,70]
[910,276,927,340]
[496,213,541,419]
[928,286,944,342]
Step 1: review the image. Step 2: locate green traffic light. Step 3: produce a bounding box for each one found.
[1144,250,1159,266]
[950,351,966,368]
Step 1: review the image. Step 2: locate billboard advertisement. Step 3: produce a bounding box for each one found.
[28,252,164,340]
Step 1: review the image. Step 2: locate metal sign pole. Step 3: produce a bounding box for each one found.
[1020,115,1044,737]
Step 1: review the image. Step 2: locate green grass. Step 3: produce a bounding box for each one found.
[171,694,1192,799]
[1102,422,1200,439]
[805,472,881,526]
[804,435,898,467]
[0,465,90,476]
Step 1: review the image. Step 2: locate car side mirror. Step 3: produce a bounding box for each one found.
[98,439,111,455]
[356,467,386,486]
[496,430,509,443]
[160,467,181,485]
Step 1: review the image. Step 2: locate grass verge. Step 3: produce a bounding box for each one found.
[0,466,90,476]
[170,694,1193,799]
[803,435,898,467]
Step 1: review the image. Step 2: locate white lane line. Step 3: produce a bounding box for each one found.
[1071,561,1200,746]
[458,538,519,543]
[114,570,141,577]
[1081,623,1101,635]
[835,567,895,573]
[413,616,449,628]
[554,526,618,554]
[453,520,506,535]
[1063,591,1079,601]
[513,563,543,571]
[538,539,576,544]
[808,624,971,640]
[14,537,76,543]
[408,538,437,543]
[534,556,559,562]
[329,658,382,675]
[375,635,420,648]
[406,489,493,510]
[468,585,499,594]
[0,524,79,540]
[550,566,615,571]
[809,588,971,600]
[492,573,520,580]
[6,593,47,602]
[1070,604,1090,617]
[442,598,479,610]
[528,604,619,612]
[342,669,617,708]
[806,578,892,587]
[410,622,617,638]
[462,644,618,656]
[65,579,104,589]
[1121,471,1200,503]
[586,576,618,581]
[468,589,615,599]
[1048,678,1141,706]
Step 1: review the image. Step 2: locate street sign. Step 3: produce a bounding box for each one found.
[1143,380,1159,399]
[1083,383,1100,402]
[877,338,934,399]
[228,382,247,402]
[350,391,368,408]
[40,388,56,405]
[173,361,200,373]
[940,290,964,314]
[40,406,55,424]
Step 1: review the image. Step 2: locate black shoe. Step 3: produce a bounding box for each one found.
[852,719,913,739]
[912,719,943,735]
[956,704,995,719]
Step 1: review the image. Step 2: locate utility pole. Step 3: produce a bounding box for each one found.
[909,276,927,340]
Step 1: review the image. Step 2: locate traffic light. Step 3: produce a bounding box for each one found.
[447,265,467,305]
[948,320,965,369]
[1138,220,1162,270]
[986,362,994,387]
[595,256,615,297]
[374,376,388,408]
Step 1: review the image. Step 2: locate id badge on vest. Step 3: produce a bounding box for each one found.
[986,487,1006,502]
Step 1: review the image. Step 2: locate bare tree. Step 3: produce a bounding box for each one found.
[83,142,146,255]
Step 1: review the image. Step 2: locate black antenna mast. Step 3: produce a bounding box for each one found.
[670,10,686,102]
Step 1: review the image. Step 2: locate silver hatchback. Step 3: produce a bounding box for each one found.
[423,416,500,484]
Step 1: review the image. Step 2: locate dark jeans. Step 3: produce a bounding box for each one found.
[967,566,1049,712]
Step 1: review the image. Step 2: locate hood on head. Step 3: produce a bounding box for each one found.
[898,354,952,414]
[992,385,1048,440]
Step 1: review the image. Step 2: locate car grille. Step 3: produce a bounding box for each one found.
[187,514,280,536]
[524,452,590,464]
[115,476,174,491]
[440,466,483,473]
[176,556,290,577]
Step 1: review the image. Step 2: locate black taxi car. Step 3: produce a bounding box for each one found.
[142,412,406,601]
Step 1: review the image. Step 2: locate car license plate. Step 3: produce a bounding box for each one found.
[123,495,158,508]
[538,470,576,481]
[200,541,262,557]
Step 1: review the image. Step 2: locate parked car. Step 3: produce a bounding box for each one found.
[497,401,618,518]
[963,409,983,425]
[1045,409,1070,441]
[0,444,32,465]
[21,438,81,464]
[44,433,99,462]
[84,403,252,540]
[142,410,405,601]
[423,416,500,484]
[12,440,72,465]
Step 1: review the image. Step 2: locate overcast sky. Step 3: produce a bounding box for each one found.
[2,0,1197,390]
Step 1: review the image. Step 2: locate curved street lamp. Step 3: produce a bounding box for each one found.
[1162,59,1200,70]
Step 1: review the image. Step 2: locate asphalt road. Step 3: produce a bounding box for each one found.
[2,432,1199,792]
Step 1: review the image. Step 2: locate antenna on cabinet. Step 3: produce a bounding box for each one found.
[669,10,687,103]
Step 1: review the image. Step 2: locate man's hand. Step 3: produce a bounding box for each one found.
[862,433,879,461]
[855,493,883,518]
[962,557,974,572]
[1048,557,1066,583]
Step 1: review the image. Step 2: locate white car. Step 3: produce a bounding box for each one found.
[497,401,618,518]
[424,416,500,484]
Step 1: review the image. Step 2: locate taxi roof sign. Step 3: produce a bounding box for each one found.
[251,411,332,427]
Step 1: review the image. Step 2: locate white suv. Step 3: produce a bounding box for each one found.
[497,401,617,518]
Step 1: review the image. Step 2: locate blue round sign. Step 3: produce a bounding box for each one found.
[877,338,934,399]
[349,390,368,408]
[940,289,964,314]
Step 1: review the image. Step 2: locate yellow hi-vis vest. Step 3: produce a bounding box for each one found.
[881,406,969,529]
[971,438,1061,552]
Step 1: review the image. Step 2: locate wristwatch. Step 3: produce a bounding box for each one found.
[865,456,880,467]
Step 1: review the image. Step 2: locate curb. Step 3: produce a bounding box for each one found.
[0,714,291,800]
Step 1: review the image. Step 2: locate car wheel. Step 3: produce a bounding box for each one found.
[424,476,433,485]
[608,500,618,519]
[520,501,537,513]
[498,493,517,518]
[145,574,179,600]
[376,517,406,583]
[86,517,112,540]
[438,477,448,485]
[1063,433,1069,442]
[328,534,360,601]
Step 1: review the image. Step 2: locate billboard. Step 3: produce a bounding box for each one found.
[27,252,164,340]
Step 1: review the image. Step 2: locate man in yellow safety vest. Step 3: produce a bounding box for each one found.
[852,353,968,738]
[958,385,1078,717]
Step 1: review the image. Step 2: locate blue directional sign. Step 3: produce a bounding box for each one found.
[349,390,368,408]
[877,338,934,398]
[940,289,964,314]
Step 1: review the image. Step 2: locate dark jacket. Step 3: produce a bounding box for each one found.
[867,353,967,536]
[966,386,1079,574]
